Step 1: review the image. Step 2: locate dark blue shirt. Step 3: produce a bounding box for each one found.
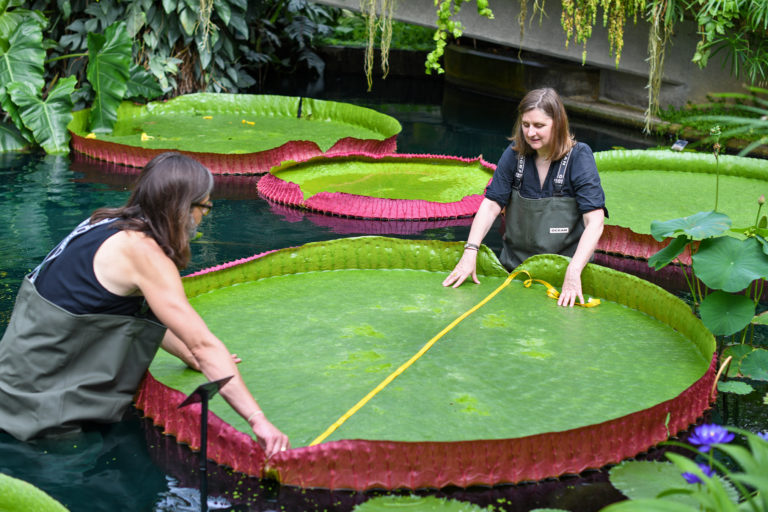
[485,142,608,216]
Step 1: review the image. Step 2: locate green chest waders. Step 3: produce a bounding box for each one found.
[0,219,166,441]
[499,149,585,270]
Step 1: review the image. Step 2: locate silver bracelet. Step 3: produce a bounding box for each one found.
[464,242,479,251]
[247,410,264,423]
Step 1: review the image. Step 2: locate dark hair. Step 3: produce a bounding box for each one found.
[91,152,213,269]
[511,88,574,160]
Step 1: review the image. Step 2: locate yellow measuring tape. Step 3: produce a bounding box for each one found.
[309,270,600,446]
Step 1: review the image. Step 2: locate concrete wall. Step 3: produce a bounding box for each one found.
[312,0,745,108]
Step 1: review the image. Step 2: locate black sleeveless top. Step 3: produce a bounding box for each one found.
[35,221,145,316]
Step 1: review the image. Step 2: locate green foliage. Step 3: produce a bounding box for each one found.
[648,149,768,395]
[7,76,76,154]
[0,0,335,153]
[86,22,132,133]
[603,429,768,512]
[318,9,435,52]
[0,472,69,512]
[651,211,732,242]
[425,0,494,75]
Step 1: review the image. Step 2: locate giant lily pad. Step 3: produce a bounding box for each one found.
[257,153,494,219]
[137,237,716,491]
[68,93,402,174]
[595,150,768,260]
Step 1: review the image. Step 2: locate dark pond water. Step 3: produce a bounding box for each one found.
[0,78,766,512]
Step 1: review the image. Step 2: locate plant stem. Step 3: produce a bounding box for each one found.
[45,52,87,64]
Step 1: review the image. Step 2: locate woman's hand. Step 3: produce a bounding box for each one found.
[442,249,480,288]
[250,414,290,458]
[558,265,583,307]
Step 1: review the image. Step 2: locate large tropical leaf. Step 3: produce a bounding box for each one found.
[0,0,46,42]
[692,237,768,292]
[0,119,28,151]
[698,291,756,336]
[124,64,163,101]
[7,76,76,154]
[86,22,131,133]
[0,19,44,139]
[650,211,732,242]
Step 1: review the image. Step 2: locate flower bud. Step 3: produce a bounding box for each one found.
[760,194,766,205]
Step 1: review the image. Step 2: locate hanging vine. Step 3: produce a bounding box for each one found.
[424,0,494,74]
[362,0,396,90]
[198,0,215,51]
[559,0,646,66]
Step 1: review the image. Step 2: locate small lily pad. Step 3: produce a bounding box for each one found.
[717,380,754,395]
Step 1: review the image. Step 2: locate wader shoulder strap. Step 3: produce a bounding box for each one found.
[514,147,574,195]
[29,217,116,282]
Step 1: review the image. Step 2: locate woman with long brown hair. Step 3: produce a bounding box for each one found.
[443,88,607,307]
[0,152,289,456]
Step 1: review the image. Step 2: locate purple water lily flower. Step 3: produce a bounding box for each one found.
[758,432,768,442]
[688,424,735,452]
[682,463,715,484]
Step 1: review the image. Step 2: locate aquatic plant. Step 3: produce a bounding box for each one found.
[647,134,768,406]
[0,4,161,154]
[602,426,768,511]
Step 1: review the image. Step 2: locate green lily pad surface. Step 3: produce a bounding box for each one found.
[271,156,493,202]
[69,93,401,154]
[596,150,768,235]
[149,238,713,448]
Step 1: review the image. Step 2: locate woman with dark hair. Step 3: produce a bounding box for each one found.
[0,152,289,456]
[443,88,607,307]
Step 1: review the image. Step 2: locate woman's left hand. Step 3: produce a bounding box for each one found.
[558,267,584,307]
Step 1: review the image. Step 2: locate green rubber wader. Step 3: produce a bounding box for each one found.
[0,277,166,441]
[499,191,584,270]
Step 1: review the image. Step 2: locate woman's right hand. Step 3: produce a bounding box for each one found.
[442,250,480,288]
[250,414,290,458]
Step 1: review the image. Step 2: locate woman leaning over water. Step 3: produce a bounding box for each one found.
[0,152,289,457]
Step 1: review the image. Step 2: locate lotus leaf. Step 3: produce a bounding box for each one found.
[740,349,768,380]
[648,234,688,270]
[717,381,754,395]
[754,312,768,325]
[650,211,731,242]
[698,291,756,336]
[692,237,768,292]
[722,344,756,378]
[149,238,713,448]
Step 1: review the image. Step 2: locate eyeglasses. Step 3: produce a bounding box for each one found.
[192,201,213,216]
